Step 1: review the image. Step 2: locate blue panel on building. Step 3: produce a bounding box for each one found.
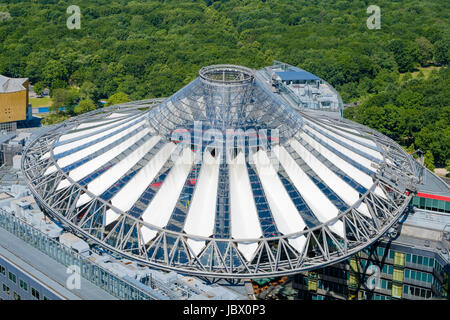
[275,70,320,81]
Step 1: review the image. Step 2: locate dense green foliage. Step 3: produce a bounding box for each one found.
[345,68,449,167]
[0,0,448,166]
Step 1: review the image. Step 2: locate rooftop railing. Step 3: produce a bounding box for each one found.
[0,208,162,300]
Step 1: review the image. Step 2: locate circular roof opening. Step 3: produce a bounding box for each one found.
[199,64,254,84]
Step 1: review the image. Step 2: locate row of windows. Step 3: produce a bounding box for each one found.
[403,284,433,299]
[317,279,347,295]
[369,247,438,270]
[0,264,46,300]
[412,196,450,213]
[316,266,347,279]
[373,293,391,300]
[2,283,21,300]
[405,253,434,267]
[404,269,433,283]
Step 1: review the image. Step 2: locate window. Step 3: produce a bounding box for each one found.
[406,254,411,263]
[0,265,5,276]
[420,289,426,298]
[394,252,405,266]
[429,258,434,267]
[389,250,395,259]
[423,257,428,267]
[19,279,28,291]
[416,271,421,281]
[417,256,423,265]
[388,266,393,275]
[393,269,404,282]
[421,273,427,282]
[412,255,417,264]
[8,272,16,283]
[44,296,50,301]
[392,284,402,298]
[427,274,432,283]
[13,292,20,300]
[404,269,410,279]
[31,287,40,300]
[2,284,9,295]
[403,285,409,294]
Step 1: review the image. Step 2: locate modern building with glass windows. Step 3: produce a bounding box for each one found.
[290,169,449,300]
[20,63,425,280]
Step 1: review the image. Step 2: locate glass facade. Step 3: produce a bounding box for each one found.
[292,242,449,300]
[412,196,450,213]
[0,208,156,300]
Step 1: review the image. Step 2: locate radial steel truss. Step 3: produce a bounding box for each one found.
[21,65,420,279]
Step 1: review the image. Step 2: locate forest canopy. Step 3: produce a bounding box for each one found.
[0,0,448,167]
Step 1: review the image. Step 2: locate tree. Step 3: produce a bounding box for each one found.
[415,37,433,66]
[51,88,79,112]
[433,39,449,66]
[106,92,131,106]
[33,81,45,96]
[80,81,97,101]
[388,39,417,72]
[74,99,97,114]
[424,150,435,171]
[43,60,68,87]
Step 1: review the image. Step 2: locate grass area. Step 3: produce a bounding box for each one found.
[30,97,53,108]
[400,66,441,80]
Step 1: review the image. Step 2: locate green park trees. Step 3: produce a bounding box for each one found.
[0,0,447,167]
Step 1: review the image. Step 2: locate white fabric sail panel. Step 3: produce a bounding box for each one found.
[304,125,376,172]
[111,142,177,212]
[289,139,369,216]
[68,129,152,183]
[275,144,344,237]
[183,152,220,255]
[40,151,50,160]
[141,148,194,228]
[54,116,144,155]
[56,179,71,191]
[56,120,146,169]
[301,132,388,201]
[186,239,207,257]
[287,236,307,254]
[107,112,128,119]
[141,225,158,244]
[58,116,134,143]
[237,243,259,262]
[305,120,383,160]
[356,203,371,218]
[299,132,374,189]
[251,150,307,240]
[76,119,114,130]
[75,133,159,207]
[229,152,263,241]
[318,121,378,148]
[44,165,57,175]
[105,208,121,226]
